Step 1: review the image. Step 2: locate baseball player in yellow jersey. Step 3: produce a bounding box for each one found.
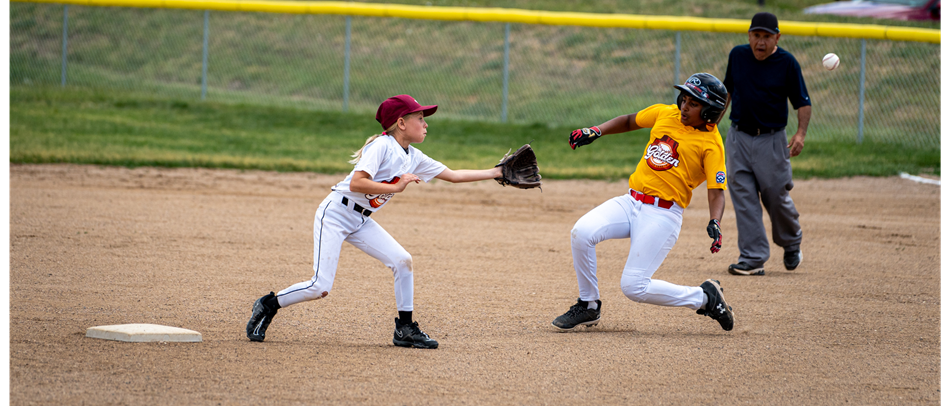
[553,73,735,332]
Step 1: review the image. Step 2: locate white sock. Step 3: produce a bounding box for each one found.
[586,300,598,310]
[700,292,709,309]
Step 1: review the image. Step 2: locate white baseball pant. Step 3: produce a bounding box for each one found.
[275,192,414,311]
[571,192,705,310]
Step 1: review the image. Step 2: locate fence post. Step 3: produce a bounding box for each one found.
[857,39,866,144]
[343,16,351,113]
[501,23,510,122]
[201,10,209,100]
[61,5,68,87]
[673,31,681,100]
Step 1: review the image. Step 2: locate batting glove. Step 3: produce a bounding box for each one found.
[569,126,601,150]
[706,219,722,254]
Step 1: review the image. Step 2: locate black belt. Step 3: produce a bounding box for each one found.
[341,196,372,217]
[735,123,785,136]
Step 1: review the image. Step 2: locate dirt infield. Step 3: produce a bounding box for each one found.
[9,164,941,405]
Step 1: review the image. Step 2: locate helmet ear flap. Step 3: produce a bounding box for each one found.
[702,106,724,124]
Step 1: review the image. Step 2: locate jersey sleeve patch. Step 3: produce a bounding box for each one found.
[715,171,726,184]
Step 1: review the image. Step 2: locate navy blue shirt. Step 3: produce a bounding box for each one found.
[723,44,811,129]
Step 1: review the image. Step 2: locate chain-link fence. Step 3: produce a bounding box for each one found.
[11,3,941,148]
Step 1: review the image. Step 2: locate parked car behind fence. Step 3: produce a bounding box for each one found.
[804,0,940,21]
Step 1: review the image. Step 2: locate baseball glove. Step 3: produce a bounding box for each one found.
[494,144,542,189]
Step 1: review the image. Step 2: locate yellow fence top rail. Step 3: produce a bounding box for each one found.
[14,0,941,43]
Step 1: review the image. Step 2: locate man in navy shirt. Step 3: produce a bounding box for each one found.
[723,12,811,276]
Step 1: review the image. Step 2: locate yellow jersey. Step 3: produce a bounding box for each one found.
[627,104,727,209]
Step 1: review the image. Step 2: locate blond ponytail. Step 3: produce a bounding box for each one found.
[351,113,417,164]
[349,134,383,165]
[349,125,399,164]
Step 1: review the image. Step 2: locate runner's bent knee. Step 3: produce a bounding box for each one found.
[620,272,650,303]
[386,251,413,275]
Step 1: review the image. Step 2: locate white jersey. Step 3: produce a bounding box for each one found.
[332,135,446,211]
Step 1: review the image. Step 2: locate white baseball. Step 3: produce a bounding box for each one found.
[823,53,840,70]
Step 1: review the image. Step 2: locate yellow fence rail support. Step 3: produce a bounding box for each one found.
[12,0,941,43]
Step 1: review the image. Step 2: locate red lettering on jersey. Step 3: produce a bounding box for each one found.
[367,176,401,208]
[643,135,681,171]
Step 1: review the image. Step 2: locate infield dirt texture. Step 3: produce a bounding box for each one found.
[10,164,941,404]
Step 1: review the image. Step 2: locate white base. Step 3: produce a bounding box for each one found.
[900,172,941,185]
[86,323,202,343]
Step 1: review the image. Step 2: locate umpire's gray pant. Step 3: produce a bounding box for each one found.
[726,125,802,267]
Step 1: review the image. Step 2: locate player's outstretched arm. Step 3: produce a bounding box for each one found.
[598,113,641,135]
[434,167,502,183]
[569,114,641,149]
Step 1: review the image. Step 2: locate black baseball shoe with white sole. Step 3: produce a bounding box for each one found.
[246,292,278,342]
[697,279,734,331]
[784,250,803,271]
[728,262,765,276]
[394,318,439,349]
[552,299,601,331]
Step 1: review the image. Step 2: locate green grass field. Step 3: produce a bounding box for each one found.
[9,1,940,177]
[11,85,939,179]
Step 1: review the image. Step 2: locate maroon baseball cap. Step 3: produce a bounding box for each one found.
[375,95,438,130]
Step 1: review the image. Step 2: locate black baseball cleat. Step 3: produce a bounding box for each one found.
[393,318,439,349]
[552,299,601,331]
[246,292,278,342]
[697,279,735,331]
[784,250,803,271]
[728,262,765,276]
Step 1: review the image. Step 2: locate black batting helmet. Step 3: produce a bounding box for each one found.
[673,73,728,124]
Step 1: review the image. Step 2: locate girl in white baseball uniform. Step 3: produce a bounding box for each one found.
[555,73,736,332]
[247,94,503,349]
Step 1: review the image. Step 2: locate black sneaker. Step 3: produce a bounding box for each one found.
[728,262,765,276]
[697,279,734,331]
[393,318,439,349]
[784,250,803,271]
[246,292,278,342]
[552,299,601,331]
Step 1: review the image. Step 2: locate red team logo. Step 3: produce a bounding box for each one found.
[367,176,400,208]
[644,135,681,171]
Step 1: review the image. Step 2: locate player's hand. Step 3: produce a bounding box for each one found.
[706,219,722,254]
[394,173,421,192]
[569,126,601,150]
[788,132,806,157]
